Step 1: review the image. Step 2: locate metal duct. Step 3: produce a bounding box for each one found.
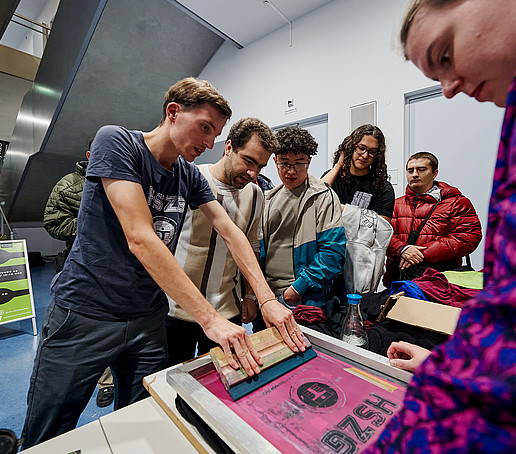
[0,0,224,222]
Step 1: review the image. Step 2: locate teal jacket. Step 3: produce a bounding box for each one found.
[261,174,347,307]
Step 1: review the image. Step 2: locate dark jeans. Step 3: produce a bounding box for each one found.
[21,300,168,449]
[166,314,240,367]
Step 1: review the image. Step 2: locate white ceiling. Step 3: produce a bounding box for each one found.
[0,0,333,142]
[176,0,333,47]
[3,0,334,52]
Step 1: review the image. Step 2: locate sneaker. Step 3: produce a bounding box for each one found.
[96,386,114,408]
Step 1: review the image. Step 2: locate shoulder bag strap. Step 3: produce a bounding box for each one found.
[416,200,439,234]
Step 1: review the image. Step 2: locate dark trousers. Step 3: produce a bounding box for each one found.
[166,314,240,367]
[21,300,168,449]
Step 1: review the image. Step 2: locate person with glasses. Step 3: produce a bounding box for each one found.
[322,124,395,295]
[261,126,346,309]
[322,124,394,221]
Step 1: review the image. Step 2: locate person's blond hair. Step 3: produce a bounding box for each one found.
[160,77,231,125]
[400,0,462,59]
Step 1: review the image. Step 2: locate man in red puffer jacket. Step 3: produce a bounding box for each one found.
[384,151,482,285]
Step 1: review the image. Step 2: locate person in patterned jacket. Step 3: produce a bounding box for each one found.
[365,0,516,452]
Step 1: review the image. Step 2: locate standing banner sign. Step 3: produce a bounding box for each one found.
[0,239,37,335]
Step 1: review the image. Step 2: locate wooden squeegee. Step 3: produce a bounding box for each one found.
[210,326,317,401]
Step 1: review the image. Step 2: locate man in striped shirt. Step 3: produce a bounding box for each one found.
[166,117,279,365]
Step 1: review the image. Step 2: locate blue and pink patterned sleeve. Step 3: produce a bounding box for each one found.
[365,75,516,453]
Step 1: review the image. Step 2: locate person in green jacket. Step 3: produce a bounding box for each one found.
[43,141,91,257]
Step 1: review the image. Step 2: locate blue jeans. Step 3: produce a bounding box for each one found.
[21,300,168,449]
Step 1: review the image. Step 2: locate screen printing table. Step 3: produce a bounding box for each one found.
[143,327,412,453]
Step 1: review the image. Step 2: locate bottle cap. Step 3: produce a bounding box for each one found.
[347,294,362,304]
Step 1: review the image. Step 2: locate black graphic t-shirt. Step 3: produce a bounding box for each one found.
[322,171,395,218]
[52,125,215,320]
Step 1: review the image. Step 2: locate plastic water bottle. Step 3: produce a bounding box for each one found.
[341,294,368,348]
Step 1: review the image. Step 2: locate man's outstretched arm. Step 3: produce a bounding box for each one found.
[102,178,262,376]
[200,200,306,353]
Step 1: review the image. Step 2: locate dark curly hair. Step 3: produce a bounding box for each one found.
[275,126,318,157]
[332,124,388,193]
[227,118,279,155]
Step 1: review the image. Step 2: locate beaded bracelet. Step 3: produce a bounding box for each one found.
[258,297,277,309]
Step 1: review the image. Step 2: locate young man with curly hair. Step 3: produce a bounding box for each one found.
[322,124,395,221]
[166,118,280,365]
[261,126,346,309]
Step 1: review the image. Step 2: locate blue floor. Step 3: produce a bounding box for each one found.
[0,261,113,440]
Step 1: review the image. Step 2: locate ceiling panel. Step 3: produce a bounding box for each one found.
[175,0,333,47]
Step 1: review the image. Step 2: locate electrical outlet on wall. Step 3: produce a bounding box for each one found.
[387,169,398,185]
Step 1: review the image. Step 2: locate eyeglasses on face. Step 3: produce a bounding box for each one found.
[356,144,379,158]
[276,161,309,172]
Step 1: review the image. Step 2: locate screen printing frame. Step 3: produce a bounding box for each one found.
[155,327,412,454]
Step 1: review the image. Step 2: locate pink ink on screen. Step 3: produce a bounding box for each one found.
[197,352,406,453]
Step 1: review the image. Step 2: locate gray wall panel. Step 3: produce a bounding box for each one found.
[2,0,224,223]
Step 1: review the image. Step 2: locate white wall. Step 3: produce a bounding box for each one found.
[200,0,431,197]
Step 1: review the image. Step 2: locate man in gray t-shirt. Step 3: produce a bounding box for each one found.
[22,78,305,450]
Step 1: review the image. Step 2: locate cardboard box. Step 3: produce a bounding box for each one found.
[378,292,461,336]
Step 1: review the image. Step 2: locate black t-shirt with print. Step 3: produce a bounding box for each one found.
[321,171,395,218]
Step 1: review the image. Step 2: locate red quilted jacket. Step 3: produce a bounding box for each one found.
[386,181,482,279]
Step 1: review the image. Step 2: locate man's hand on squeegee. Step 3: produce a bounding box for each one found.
[261,300,306,353]
[203,315,263,376]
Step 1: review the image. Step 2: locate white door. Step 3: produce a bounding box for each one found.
[405,86,504,270]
